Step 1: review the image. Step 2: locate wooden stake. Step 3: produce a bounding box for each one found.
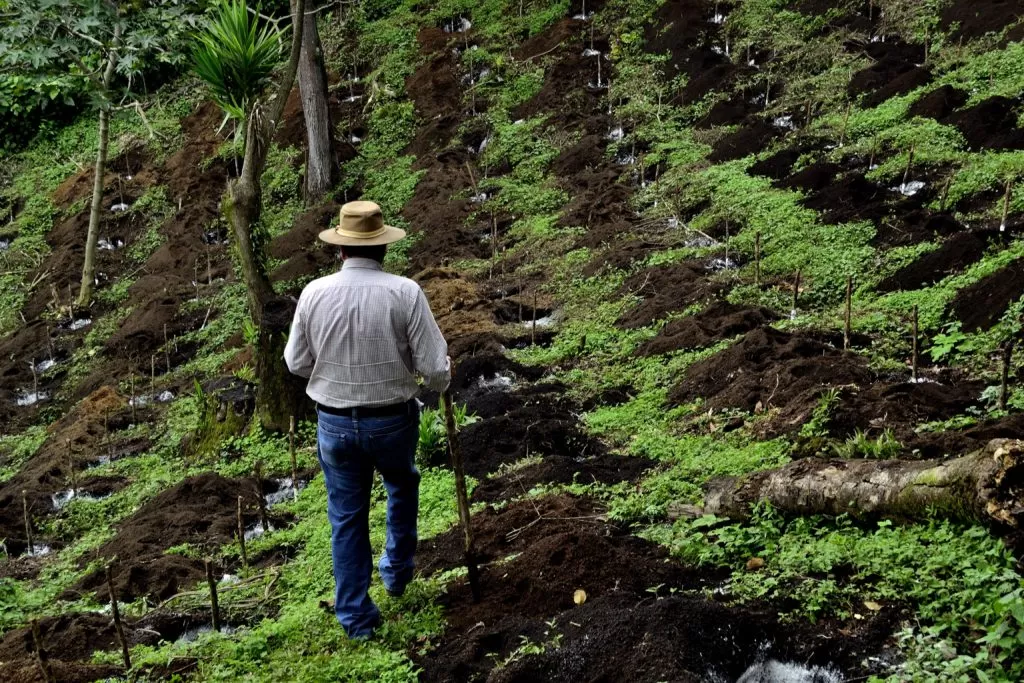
[254,463,270,533]
[164,323,171,372]
[1000,178,1013,232]
[939,174,953,212]
[1000,343,1014,411]
[66,439,77,495]
[22,489,34,555]
[207,247,213,287]
[754,232,762,286]
[911,306,920,382]
[151,355,156,397]
[289,416,299,502]
[901,145,916,189]
[839,102,851,147]
[106,565,132,669]
[129,373,136,422]
[792,269,802,316]
[531,291,538,345]
[28,359,38,398]
[237,496,248,568]
[442,390,481,602]
[205,559,221,632]
[844,276,853,351]
[30,619,54,683]
[45,325,54,361]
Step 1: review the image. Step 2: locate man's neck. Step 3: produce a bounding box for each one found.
[342,257,383,271]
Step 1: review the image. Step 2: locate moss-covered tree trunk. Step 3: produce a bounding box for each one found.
[222,0,306,430]
[700,439,1024,528]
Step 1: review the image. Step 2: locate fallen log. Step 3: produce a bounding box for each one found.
[699,439,1024,527]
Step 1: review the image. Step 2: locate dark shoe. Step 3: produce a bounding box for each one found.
[385,585,405,598]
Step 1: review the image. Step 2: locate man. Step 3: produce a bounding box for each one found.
[284,200,450,639]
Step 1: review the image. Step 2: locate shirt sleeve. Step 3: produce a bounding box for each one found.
[408,286,450,391]
[283,295,314,379]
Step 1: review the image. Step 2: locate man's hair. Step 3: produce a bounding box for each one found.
[340,244,388,263]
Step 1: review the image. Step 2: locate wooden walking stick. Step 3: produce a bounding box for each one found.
[442,390,481,602]
[106,565,132,669]
[289,416,299,501]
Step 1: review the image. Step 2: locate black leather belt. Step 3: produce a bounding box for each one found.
[317,399,416,418]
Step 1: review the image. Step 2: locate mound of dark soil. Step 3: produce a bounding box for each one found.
[875,210,964,248]
[471,453,655,504]
[849,40,931,108]
[942,0,1024,40]
[270,201,340,284]
[638,302,780,355]
[876,229,996,292]
[489,591,896,683]
[668,327,873,416]
[455,394,604,478]
[416,494,894,683]
[71,473,262,603]
[750,145,807,180]
[909,85,969,120]
[942,96,1024,150]
[776,160,841,193]
[0,609,212,683]
[709,120,782,162]
[803,172,890,225]
[948,258,1024,331]
[828,377,983,442]
[909,411,1024,459]
[617,261,724,328]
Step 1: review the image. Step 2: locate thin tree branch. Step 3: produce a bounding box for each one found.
[267,0,306,130]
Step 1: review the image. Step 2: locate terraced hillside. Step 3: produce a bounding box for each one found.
[1,0,1024,681]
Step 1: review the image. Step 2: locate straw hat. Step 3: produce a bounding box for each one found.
[318,201,406,246]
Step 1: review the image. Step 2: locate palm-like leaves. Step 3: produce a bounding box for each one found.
[192,0,281,121]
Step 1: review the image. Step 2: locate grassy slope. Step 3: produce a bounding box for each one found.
[0,0,1023,681]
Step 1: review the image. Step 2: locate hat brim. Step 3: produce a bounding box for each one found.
[318,224,407,247]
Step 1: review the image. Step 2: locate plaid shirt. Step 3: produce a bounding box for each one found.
[284,258,450,408]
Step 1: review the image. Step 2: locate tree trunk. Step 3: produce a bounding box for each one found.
[76,25,121,309]
[697,439,1024,528]
[226,0,306,324]
[256,296,312,431]
[223,0,306,430]
[298,13,336,204]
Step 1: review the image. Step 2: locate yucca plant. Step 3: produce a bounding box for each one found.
[192,0,282,122]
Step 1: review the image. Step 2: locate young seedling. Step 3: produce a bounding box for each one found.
[22,489,34,555]
[237,496,248,568]
[106,565,131,669]
[205,558,221,632]
[911,306,920,382]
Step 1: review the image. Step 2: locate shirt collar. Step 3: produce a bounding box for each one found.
[341,257,383,272]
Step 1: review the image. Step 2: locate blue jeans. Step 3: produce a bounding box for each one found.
[316,403,420,639]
